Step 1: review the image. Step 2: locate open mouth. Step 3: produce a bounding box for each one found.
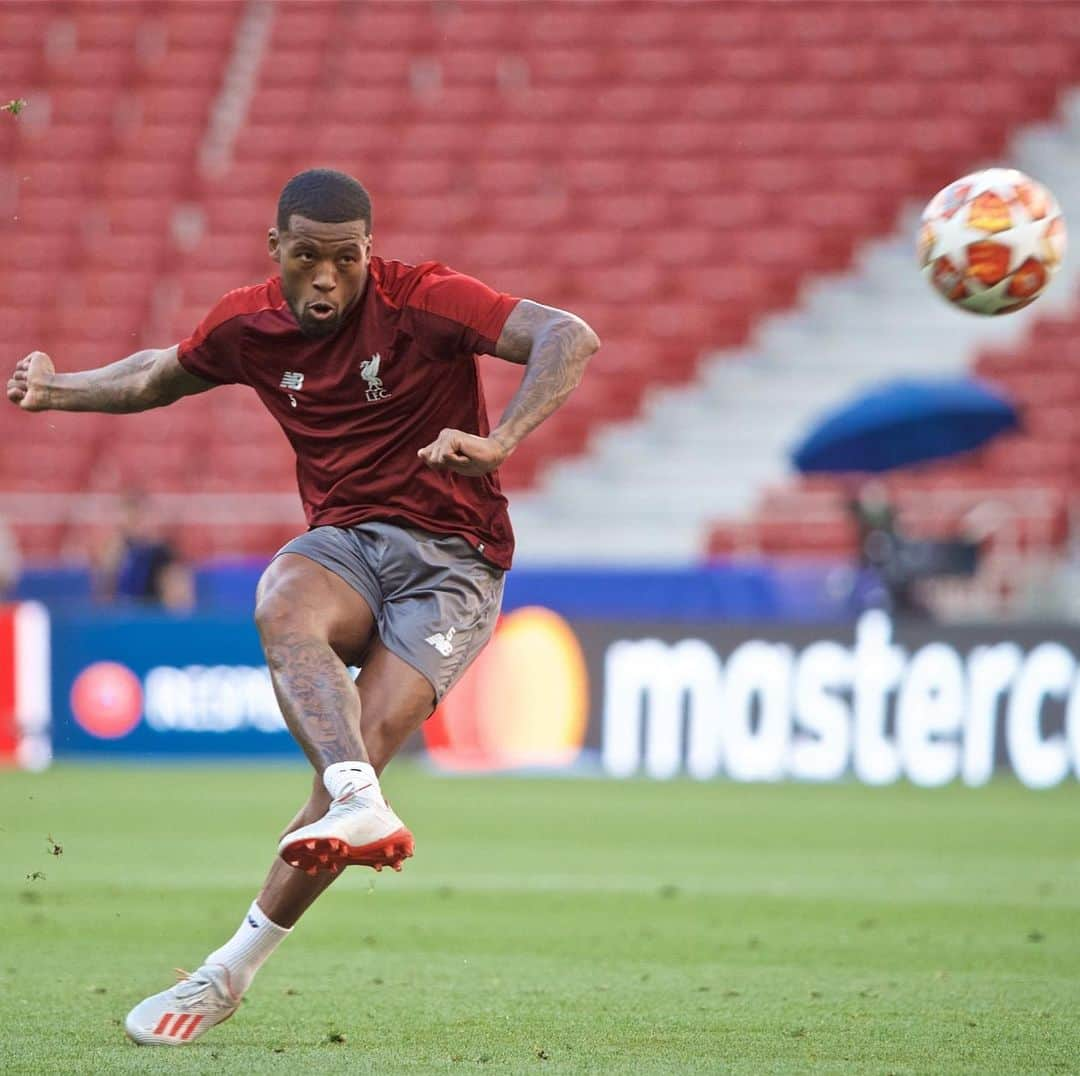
[305,301,337,320]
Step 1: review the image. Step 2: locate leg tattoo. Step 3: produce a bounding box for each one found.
[263,631,368,769]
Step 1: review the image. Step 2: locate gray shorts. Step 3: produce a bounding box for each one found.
[275,521,505,702]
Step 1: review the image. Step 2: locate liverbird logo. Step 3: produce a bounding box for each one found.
[361,353,391,403]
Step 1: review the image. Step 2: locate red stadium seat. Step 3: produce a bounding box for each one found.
[9,194,84,232]
[100,159,186,197]
[334,48,420,88]
[72,10,140,47]
[529,10,613,47]
[694,9,771,43]
[137,47,229,86]
[18,122,111,161]
[158,7,239,48]
[335,6,439,47]
[439,6,524,45]
[90,438,205,493]
[483,192,570,230]
[45,87,125,124]
[133,85,217,123]
[382,162,472,204]
[270,3,338,48]
[45,47,135,86]
[419,84,497,119]
[505,86,582,121]
[0,439,97,493]
[7,234,79,269]
[525,47,615,84]
[95,197,171,235]
[0,10,48,48]
[117,123,201,161]
[7,0,1080,545]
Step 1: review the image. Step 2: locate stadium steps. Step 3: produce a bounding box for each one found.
[509,91,1080,564]
[5,2,1080,561]
[151,1,1080,512]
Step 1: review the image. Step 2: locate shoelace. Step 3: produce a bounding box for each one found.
[170,968,224,1004]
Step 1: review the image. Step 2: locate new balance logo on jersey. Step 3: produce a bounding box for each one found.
[425,627,456,657]
[280,371,304,408]
[361,353,391,403]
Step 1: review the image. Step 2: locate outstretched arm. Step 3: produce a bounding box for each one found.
[418,300,600,476]
[7,345,214,413]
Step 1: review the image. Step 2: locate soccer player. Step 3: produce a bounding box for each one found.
[6,168,600,1045]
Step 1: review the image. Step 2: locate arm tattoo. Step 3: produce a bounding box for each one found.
[44,346,212,413]
[262,631,368,770]
[492,300,600,452]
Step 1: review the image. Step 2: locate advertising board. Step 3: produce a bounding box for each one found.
[0,602,51,770]
[430,609,1080,789]
[46,606,1080,788]
[51,611,301,760]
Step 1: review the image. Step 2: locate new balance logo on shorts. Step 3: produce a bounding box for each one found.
[425,627,456,657]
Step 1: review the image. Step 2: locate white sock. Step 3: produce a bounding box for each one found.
[323,760,381,803]
[203,901,291,997]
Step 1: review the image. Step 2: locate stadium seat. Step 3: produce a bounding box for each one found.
[6,0,1080,543]
[726,286,1080,561]
[158,7,239,48]
[0,9,49,47]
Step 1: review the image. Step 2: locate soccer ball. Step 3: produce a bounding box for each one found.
[918,167,1066,315]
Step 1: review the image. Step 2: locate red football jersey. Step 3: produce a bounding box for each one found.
[177,257,520,568]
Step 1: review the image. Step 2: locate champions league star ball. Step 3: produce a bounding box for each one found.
[918,167,1066,315]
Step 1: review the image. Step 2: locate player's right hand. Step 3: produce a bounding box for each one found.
[6,351,54,411]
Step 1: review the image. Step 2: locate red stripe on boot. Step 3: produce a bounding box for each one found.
[181,1014,204,1041]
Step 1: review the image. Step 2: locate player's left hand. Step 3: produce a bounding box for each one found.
[418,428,509,477]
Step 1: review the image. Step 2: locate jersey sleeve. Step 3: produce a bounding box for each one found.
[404,263,520,357]
[176,293,249,385]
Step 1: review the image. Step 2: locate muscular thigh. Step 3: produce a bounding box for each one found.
[256,551,377,667]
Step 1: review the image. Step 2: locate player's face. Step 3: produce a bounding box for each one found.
[269,215,372,338]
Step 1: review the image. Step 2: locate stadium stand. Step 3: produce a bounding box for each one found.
[2,1,1080,574]
[696,106,1080,618]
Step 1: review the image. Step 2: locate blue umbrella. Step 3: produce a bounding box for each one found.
[791,377,1020,474]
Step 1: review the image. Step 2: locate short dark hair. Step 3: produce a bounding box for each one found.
[276,168,372,233]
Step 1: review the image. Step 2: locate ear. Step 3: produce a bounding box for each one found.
[268,227,281,262]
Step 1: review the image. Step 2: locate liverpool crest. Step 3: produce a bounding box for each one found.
[361,353,391,402]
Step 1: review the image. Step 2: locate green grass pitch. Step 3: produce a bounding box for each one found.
[1,763,1078,1074]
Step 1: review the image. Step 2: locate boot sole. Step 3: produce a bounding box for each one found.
[279,827,415,875]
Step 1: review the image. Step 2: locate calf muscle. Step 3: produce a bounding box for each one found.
[254,553,378,771]
[263,630,368,769]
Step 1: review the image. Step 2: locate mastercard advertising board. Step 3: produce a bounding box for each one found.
[45,604,1080,788]
[435,610,1080,788]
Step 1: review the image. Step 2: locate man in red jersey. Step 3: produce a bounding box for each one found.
[7,168,600,1045]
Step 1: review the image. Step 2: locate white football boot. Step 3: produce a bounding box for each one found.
[278,786,414,875]
[125,964,239,1045]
